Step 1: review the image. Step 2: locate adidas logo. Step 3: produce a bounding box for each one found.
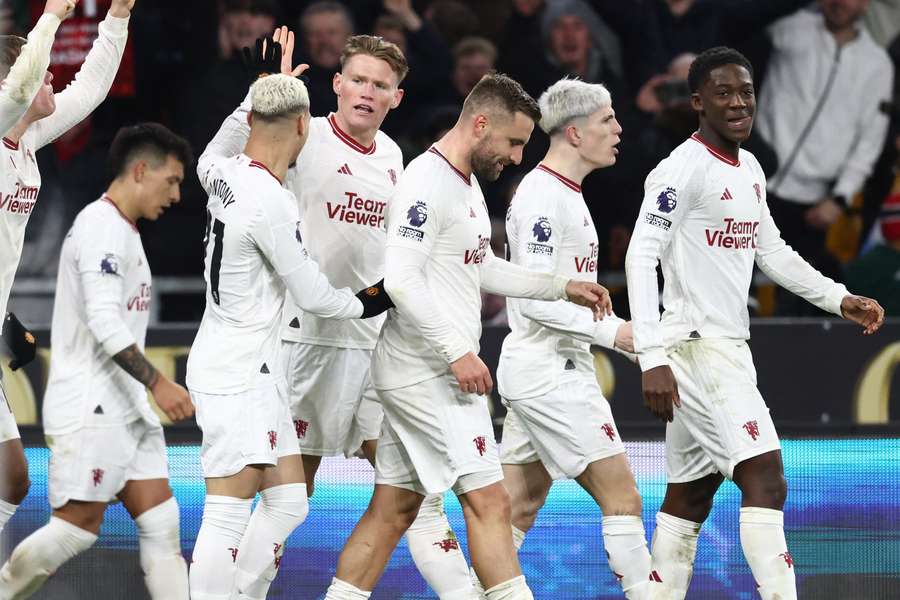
[469,206,476,218]
[93,405,104,415]
[337,163,353,175]
[260,363,270,374]
[288,317,300,328]
[720,187,733,201]
[564,359,576,370]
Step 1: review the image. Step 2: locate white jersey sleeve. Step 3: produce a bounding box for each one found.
[0,14,61,137]
[43,199,155,434]
[625,149,704,372]
[754,196,847,315]
[197,93,251,189]
[29,12,129,151]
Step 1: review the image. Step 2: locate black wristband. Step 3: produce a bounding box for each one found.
[2,312,36,371]
[355,279,395,319]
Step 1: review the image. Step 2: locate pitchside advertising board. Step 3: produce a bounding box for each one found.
[4,320,899,430]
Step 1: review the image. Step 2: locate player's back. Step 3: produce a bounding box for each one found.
[500,166,600,398]
[187,154,297,394]
[44,198,155,434]
[282,116,402,349]
[372,147,492,391]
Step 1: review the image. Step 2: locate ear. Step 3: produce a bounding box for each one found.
[246,112,253,126]
[332,72,343,96]
[690,92,703,113]
[296,113,307,138]
[472,113,488,137]
[565,123,581,147]
[390,87,404,110]
[132,160,147,183]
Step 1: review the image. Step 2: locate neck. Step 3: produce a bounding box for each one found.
[827,19,860,46]
[696,121,740,160]
[432,124,475,178]
[243,129,292,182]
[104,181,142,223]
[4,118,32,144]
[333,110,378,148]
[541,143,594,184]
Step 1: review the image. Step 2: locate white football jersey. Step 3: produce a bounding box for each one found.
[43,198,157,434]
[625,133,849,372]
[498,165,624,399]
[187,153,362,394]
[0,13,129,324]
[281,115,403,349]
[371,147,493,390]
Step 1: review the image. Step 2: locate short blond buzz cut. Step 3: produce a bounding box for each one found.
[538,78,611,135]
[250,74,310,122]
[340,34,409,83]
[461,72,541,123]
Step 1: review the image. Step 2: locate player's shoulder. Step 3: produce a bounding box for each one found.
[647,137,708,187]
[737,147,765,176]
[510,168,564,215]
[373,129,403,162]
[72,198,137,245]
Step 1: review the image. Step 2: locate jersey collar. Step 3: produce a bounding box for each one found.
[536,163,582,193]
[428,146,471,186]
[328,114,377,155]
[102,195,139,232]
[691,132,740,167]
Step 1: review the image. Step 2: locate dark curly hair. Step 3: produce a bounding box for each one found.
[687,46,754,93]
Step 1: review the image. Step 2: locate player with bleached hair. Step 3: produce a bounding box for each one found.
[188,72,389,600]
[626,46,885,600]
[205,28,476,597]
[0,0,133,543]
[482,78,657,599]
[323,73,613,600]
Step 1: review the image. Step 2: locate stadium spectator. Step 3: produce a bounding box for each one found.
[845,192,900,315]
[422,0,479,48]
[448,36,497,105]
[299,0,354,115]
[755,2,894,298]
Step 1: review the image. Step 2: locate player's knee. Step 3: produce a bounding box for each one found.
[8,473,30,504]
[605,485,643,517]
[462,484,511,524]
[512,487,548,527]
[262,483,310,528]
[136,497,183,574]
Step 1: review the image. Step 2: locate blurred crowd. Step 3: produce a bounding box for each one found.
[3,0,899,321]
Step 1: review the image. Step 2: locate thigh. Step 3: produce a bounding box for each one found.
[47,425,137,509]
[499,404,541,467]
[0,378,21,444]
[344,380,384,458]
[0,437,27,492]
[260,453,306,491]
[669,340,780,481]
[53,500,108,534]
[287,345,371,457]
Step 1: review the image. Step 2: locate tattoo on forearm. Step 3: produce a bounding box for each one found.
[112,344,160,388]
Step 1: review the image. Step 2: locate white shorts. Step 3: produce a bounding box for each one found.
[0,377,20,443]
[500,373,626,480]
[283,342,383,457]
[46,419,169,509]
[191,381,300,478]
[666,338,781,483]
[375,374,503,496]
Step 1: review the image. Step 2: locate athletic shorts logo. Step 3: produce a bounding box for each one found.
[780,551,794,568]
[754,183,762,202]
[407,201,428,227]
[473,436,487,456]
[388,168,397,185]
[601,423,616,442]
[268,430,278,450]
[229,548,239,562]
[295,221,302,243]
[91,468,104,487]
[656,187,677,213]
[644,212,671,231]
[273,542,284,569]
[532,217,552,242]
[100,253,119,275]
[433,536,460,552]
[294,419,309,439]
[742,420,760,441]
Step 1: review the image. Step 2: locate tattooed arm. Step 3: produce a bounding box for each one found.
[110,343,193,421]
[112,343,160,388]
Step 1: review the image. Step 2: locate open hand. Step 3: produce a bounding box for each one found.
[841,294,885,335]
[565,280,613,320]
[272,25,309,78]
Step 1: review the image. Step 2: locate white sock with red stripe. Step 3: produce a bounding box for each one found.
[648,512,701,599]
[405,493,475,599]
[602,515,654,599]
[189,495,252,600]
[739,507,797,600]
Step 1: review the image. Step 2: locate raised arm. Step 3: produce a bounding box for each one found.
[197,95,252,192]
[0,1,74,136]
[31,0,133,149]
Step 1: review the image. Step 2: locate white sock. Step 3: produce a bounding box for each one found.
[189,495,253,600]
[230,483,309,600]
[323,576,372,599]
[470,525,526,599]
[0,499,16,536]
[484,575,533,600]
[649,512,701,599]
[740,507,797,600]
[0,516,97,598]
[135,497,188,600]
[405,493,474,599]
[602,515,653,599]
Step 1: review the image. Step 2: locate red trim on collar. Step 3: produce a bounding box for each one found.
[2,137,19,150]
[249,160,282,184]
[428,146,471,186]
[102,195,139,232]
[536,164,582,193]
[691,133,740,167]
[328,114,376,155]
